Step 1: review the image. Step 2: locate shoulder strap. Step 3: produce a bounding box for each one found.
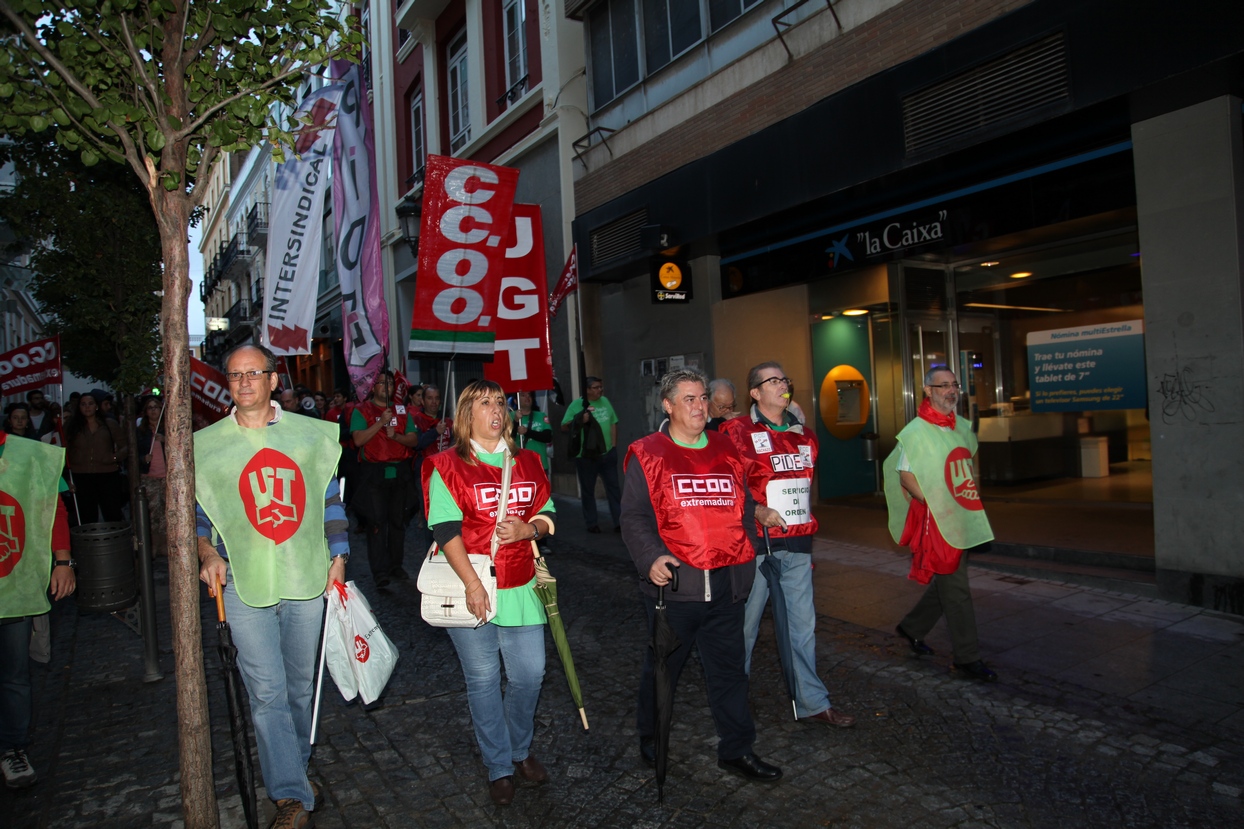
[489,448,513,561]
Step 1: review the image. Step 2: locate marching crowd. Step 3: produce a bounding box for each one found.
[0,343,997,829]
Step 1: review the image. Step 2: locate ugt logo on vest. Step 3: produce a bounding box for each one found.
[0,491,26,578]
[238,449,308,545]
[944,446,983,511]
[355,634,370,663]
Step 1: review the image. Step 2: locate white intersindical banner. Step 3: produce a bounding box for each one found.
[263,83,345,355]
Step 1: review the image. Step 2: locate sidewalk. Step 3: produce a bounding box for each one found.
[3,495,1242,828]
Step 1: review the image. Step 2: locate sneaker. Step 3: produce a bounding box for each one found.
[2,748,37,789]
[268,797,314,829]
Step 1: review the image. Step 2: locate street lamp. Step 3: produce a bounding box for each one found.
[395,197,421,258]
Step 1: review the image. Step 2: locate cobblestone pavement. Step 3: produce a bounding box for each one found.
[3,496,1243,828]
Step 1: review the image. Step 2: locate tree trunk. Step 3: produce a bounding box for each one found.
[151,188,219,829]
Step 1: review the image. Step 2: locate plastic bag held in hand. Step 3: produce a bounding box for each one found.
[324,580,399,704]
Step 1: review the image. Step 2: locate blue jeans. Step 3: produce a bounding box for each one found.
[447,623,545,782]
[0,617,33,751]
[224,576,323,809]
[575,447,622,528]
[742,549,832,718]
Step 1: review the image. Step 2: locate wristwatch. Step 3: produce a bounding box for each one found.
[332,554,350,565]
[54,559,77,569]
[530,524,542,542]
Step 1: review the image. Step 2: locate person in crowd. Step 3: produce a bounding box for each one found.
[96,392,118,422]
[136,395,168,556]
[512,391,552,478]
[722,361,855,728]
[885,366,998,682]
[64,392,126,523]
[621,368,786,782]
[313,391,328,418]
[350,372,419,588]
[423,380,555,806]
[4,403,38,439]
[324,390,348,424]
[0,430,74,790]
[412,384,453,466]
[195,343,346,829]
[706,378,740,431]
[279,388,300,413]
[559,376,622,533]
[408,384,425,413]
[25,390,57,440]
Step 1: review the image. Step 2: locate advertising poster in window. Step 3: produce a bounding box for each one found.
[1026,320,1146,412]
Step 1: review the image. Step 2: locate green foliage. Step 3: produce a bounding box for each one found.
[0,134,162,391]
[0,0,357,204]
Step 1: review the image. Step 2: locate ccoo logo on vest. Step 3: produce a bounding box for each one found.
[238,449,308,545]
[943,447,983,511]
[0,491,26,578]
[474,481,537,515]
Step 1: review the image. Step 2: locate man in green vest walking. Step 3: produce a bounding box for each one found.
[196,344,347,829]
[884,366,998,682]
[1,431,75,788]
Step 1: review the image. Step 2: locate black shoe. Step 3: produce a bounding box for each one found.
[587,525,601,534]
[895,625,935,656]
[717,753,782,782]
[952,660,998,682]
[391,567,410,582]
[639,736,655,769]
[375,576,391,590]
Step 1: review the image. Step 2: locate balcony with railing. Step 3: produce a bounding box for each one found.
[224,296,261,344]
[247,202,269,245]
[219,231,255,282]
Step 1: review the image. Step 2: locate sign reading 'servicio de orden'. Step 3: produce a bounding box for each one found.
[1026,320,1146,412]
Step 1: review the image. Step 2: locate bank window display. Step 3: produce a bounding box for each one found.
[953,232,1149,487]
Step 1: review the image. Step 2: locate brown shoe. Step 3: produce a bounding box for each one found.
[802,708,856,728]
[489,776,515,806]
[269,798,314,829]
[514,754,548,784]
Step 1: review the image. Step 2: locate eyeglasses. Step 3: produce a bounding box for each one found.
[927,382,962,390]
[225,369,273,383]
[752,376,791,389]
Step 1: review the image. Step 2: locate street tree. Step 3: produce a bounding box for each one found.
[0,4,359,826]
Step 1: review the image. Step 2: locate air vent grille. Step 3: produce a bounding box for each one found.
[589,208,649,265]
[903,33,1069,155]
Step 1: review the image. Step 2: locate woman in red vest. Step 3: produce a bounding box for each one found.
[422,380,556,806]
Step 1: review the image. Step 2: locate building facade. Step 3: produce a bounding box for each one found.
[565,0,1244,606]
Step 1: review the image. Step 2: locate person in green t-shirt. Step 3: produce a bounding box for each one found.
[512,391,552,477]
[559,376,622,533]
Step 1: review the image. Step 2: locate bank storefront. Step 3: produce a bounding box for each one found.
[719,140,1152,524]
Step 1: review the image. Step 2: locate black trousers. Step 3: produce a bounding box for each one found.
[636,568,756,760]
[355,462,417,579]
[73,471,124,524]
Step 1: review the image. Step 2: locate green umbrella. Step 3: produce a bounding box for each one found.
[532,553,588,730]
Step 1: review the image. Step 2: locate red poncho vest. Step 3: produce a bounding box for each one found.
[720,417,819,540]
[355,401,413,463]
[423,448,550,589]
[624,431,754,570]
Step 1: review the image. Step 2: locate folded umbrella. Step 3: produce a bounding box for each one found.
[533,552,588,730]
[651,562,680,803]
[214,580,258,829]
[761,526,799,721]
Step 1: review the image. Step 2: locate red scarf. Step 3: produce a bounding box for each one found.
[917,398,955,430]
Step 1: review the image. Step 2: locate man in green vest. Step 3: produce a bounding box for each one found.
[884,366,998,682]
[1,431,75,788]
[195,344,347,829]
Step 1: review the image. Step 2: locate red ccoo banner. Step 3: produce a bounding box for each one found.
[0,335,62,396]
[483,204,553,393]
[409,154,520,356]
[190,357,234,424]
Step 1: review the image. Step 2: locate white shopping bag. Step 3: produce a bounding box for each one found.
[323,580,399,704]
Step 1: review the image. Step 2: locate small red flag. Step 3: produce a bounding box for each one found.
[548,245,578,320]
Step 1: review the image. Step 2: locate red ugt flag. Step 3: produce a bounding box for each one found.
[548,245,578,320]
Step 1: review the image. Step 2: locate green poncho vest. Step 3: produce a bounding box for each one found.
[883,416,994,550]
[0,436,64,619]
[194,413,341,608]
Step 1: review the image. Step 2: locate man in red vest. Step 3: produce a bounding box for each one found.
[723,361,856,728]
[351,372,420,587]
[621,368,785,782]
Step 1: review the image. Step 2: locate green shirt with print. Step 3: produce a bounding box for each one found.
[560,395,618,456]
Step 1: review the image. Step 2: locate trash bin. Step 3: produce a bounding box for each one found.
[1079,436,1109,478]
[860,432,880,463]
[71,522,138,612]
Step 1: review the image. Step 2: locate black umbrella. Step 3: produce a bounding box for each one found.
[214,580,258,829]
[652,562,680,803]
[761,526,799,721]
